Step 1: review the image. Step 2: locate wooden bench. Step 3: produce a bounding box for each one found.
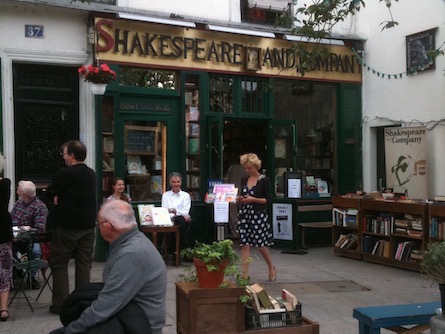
[353,301,440,334]
[298,221,332,249]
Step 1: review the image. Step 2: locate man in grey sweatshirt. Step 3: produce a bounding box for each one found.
[51,200,166,334]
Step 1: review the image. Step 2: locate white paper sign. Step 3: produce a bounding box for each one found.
[214,201,229,223]
[272,203,293,240]
[287,179,301,198]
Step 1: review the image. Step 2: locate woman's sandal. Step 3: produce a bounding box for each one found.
[0,310,9,322]
[269,266,277,282]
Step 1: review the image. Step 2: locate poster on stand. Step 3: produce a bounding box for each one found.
[385,126,427,199]
[272,203,293,240]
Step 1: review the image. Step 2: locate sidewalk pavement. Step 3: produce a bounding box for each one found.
[2,245,440,334]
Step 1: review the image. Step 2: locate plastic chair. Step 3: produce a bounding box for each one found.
[9,231,52,312]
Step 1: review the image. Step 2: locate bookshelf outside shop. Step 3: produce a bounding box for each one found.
[94,15,362,255]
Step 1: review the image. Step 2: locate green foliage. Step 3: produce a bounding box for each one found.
[179,239,249,288]
[289,0,399,76]
[422,241,445,284]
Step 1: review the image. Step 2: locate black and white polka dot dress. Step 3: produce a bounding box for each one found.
[237,175,273,247]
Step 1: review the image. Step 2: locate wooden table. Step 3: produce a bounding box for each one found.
[140,225,180,266]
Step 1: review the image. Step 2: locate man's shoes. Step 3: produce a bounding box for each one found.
[28,277,40,290]
[49,305,61,315]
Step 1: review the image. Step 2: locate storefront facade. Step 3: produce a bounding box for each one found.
[94,16,362,248]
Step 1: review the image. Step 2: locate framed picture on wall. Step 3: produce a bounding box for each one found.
[406,28,436,73]
[245,47,261,71]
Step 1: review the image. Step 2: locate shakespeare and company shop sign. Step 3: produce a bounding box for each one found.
[94,17,362,83]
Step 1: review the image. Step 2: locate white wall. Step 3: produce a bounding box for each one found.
[337,0,445,197]
[0,3,94,200]
[118,0,239,23]
[0,4,88,52]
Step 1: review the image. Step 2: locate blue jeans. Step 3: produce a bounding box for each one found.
[30,242,42,277]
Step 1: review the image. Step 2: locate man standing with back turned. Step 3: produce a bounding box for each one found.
[47,140,97,315]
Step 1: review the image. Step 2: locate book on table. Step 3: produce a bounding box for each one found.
[150,207,174,226]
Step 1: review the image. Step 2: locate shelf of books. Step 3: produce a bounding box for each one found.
[360,199,428,272]
[428,203,445,243]
[332,196,361,259]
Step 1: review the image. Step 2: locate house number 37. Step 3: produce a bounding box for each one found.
[25,25,44,38]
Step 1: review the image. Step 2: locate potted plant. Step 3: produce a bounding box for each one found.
[422,241,445,317]
[179,239,248,288]
[78,63,116,95]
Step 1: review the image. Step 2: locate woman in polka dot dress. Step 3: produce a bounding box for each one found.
[237,153,276,282]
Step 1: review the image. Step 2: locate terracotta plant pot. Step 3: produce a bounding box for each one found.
[193,258,228,288]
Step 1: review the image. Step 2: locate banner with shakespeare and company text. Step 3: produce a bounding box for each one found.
[384,126,427,199]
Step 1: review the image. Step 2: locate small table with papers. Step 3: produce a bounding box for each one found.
[140,224,180,266]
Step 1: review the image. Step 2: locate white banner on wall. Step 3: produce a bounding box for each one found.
[272,203,293,240]
[384,126,427,199]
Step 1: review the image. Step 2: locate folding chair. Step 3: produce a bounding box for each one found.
[9,231,52,312]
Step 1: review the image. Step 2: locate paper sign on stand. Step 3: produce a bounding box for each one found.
[287,179,301,198]
[214,201,229,223]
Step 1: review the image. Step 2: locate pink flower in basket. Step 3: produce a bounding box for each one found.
[78,63,116,84]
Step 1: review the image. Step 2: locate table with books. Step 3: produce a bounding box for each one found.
[175,282,319,334]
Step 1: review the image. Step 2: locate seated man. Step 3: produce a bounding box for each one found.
[11,180,48,289]
[50,200,167,334]
[161,172,191,249]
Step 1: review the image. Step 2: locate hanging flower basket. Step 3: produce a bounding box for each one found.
[78,63,116,85]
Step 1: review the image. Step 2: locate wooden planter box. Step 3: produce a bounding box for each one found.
[176,282,245,334]
[176,282,319,334]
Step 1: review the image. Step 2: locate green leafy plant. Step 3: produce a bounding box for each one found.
[179,239,250,288]
[422,241,445,284]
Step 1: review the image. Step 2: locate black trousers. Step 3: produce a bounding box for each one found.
[50,283,152,334]
[172,215,189,249]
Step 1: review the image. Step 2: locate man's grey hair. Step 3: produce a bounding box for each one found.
[99,200,137,230]
[168,172,183,181]
[19,180,36,198]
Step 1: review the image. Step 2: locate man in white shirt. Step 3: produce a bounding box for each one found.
[161,172,191,249]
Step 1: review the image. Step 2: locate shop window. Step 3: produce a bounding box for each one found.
[210,74,269,115]
[241,0,292,27]
[124,120,167,202]
[119,67,177,89]
[240,77,267,114]
[184,75,201,200]
[102,96,115,200]
[209,75,234,114]
[275,81,336,195]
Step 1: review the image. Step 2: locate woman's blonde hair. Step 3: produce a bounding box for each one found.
[239,153,261,170]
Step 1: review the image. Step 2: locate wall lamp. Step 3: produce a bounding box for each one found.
[117,12,196,28]
[207,24,276,38]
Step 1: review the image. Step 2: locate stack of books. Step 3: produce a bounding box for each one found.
[245,284,301,328]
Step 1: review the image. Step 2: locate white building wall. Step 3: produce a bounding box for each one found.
[335,0,445,197]
[0,3,94,200]
[118,0,238,23]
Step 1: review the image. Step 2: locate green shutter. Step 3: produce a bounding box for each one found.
[337,84,362,194]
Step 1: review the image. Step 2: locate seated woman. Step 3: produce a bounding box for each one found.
[107,178,131,204]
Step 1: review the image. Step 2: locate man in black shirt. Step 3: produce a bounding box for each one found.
[47,140,97,315]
